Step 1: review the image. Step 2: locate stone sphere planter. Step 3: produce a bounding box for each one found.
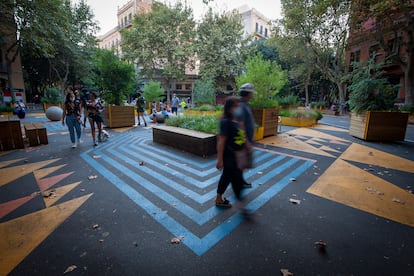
[45,106,63,121]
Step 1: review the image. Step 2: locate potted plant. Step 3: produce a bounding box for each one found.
[153,114,219,157]
[279,109,323,127]
[41,87,62,111]
[0,106,14,115]
[345,58,409,141]
[95,49,136,128]
[236,53,288,137]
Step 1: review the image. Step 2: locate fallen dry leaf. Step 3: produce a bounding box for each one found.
[392,198,405,205]
[170,236,184,244]
[289,198,301,204]
[280,268,294,276]
[314,240,327,249]
[366,187,384,195]
[42,190,56,198]
[64,265,77,274]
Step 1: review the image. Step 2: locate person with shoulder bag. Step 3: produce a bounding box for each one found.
[215,96,251,218]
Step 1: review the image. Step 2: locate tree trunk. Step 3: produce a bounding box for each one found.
[405,53,414,105]
[336,81,345,105]
[304,70,310,106]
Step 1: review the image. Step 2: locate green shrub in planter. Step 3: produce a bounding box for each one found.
[399,104,414,114]
[0,106,14,113]
[279,109,323,121]
[165,114,219,134]
[41,87,61,103]
[344,58,398,114]
[277,95,298,109]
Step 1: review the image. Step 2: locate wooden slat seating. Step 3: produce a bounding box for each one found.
[24,122,48,146]
[0,118,24,150]
[152,125,217,157]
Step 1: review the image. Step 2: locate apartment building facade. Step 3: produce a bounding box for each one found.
[345,4,414,102]
[235,5,271,40]
[0,12,25,106]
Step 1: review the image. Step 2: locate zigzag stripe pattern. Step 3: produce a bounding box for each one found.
[81,130,314,255]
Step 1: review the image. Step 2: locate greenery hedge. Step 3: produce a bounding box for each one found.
[279,109,323,121]
[165,114,220,134]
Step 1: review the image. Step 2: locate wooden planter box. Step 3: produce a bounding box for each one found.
[102,105,135,128]
[254,126,264,141]
[152,125,217,157]
[0,118,24,150]
[252,108,279,137]
[349,111,409,141]
[280,117,316,127]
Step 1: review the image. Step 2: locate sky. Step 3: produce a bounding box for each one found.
[82,0,282,36]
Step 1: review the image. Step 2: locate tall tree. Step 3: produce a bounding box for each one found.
[269,33,320,106]
[121,2,196,104]
[281,0,351,104]
[195,8,249,92]
[350,1,414,105]
[1,0,98,100]
[236,53,288,108]
[93,49,135,106]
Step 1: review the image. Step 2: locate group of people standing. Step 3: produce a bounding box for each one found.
[62,89,104,148]
[135,93,190,126]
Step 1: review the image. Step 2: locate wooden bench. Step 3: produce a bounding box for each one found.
[152,125,217,157]
[0,118,24,150]
[24,122,48,146]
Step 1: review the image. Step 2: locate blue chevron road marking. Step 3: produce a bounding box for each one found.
[106,147,289,207]
[81,149,314,256]
[125,140,273,178]
[42,122,67,132]
[118,143,281,189]
[92,150,296,225]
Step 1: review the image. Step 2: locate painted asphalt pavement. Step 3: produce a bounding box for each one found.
[1,113,413,275]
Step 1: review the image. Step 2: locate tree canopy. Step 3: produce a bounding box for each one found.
[195,8,250,92]
[1,0,99,100]
[121,2,196,103]
[93,49,135,106]
[236,53,288,108]
[280,0,351,104]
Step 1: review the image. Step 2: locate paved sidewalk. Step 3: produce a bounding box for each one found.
[1,112,413,275]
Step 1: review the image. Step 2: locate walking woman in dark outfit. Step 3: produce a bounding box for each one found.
[86,92,104,146]
[62,91,82,148]
[215,97,251,215]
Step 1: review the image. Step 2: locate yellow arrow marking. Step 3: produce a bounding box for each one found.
[0,193,93,276]
[0,158,26,169]
[341,143,414,173]
[312,124,348,132]
[259,133,335,158]
[0,159,60,186]
[33,165,67,180]
[43,182,81,207]
[287,128,350,143]
[307,159,414,227]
